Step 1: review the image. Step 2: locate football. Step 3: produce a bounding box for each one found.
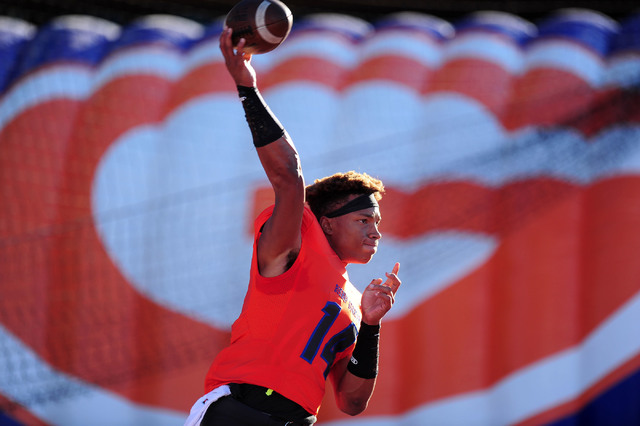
[225,0,293,54]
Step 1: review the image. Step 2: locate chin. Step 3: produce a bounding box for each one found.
[357,252,376,264]
[343,247,377,264]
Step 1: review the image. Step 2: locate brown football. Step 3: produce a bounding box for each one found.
[225,0,293,54]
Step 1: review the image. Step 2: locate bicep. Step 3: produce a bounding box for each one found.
[257,190,304,276]
[255,136,305,276]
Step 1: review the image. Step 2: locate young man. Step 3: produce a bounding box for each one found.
[184,28,401,426]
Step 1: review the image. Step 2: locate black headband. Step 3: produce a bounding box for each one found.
[325,194,379,218]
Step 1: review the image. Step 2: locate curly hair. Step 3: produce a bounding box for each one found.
[305,171,385,219]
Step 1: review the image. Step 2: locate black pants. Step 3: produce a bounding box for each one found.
[201,395,301,426]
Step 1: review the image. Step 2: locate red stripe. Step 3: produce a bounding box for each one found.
[346,55,435,92]
[165,62,236,112]
[503,68,595,130]
[261,57,348,90]
[426,58,514,118]
[563,87,640,136]
[0,99,81,237]
[0,77,230,412]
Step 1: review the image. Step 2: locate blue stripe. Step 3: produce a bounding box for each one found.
[11,16,115,81]
[547,366,640,426]
[612,13,640,53]
[108,16,202,52]
[0,411,23,426]
[374,14,454,41]
[532,9,618,56]
[454,12,536,45]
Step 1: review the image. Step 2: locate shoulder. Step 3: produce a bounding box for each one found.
[254,204,317,235]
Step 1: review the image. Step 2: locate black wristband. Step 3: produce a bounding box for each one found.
[347,322,380,379]
[237,85,285,148]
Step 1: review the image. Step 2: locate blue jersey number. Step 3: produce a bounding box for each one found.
[301,301,357,378]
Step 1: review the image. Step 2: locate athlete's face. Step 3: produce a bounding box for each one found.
[321,198,382,264]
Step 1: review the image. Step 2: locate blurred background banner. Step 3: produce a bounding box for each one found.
[0,1,639,425]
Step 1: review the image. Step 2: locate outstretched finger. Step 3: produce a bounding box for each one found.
[384,265,401,292]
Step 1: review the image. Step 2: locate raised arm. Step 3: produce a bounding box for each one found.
[329,263,401,415]
[220,28,304,277]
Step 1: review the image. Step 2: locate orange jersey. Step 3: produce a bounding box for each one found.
[205,205,363,415]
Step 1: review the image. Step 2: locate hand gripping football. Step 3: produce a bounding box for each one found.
[225,0,293,54]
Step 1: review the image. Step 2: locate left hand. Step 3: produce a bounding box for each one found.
[360,262,401,325]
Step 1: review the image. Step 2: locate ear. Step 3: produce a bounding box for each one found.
[319,216,333,235]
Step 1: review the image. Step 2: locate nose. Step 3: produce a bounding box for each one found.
[370,223,382,240]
